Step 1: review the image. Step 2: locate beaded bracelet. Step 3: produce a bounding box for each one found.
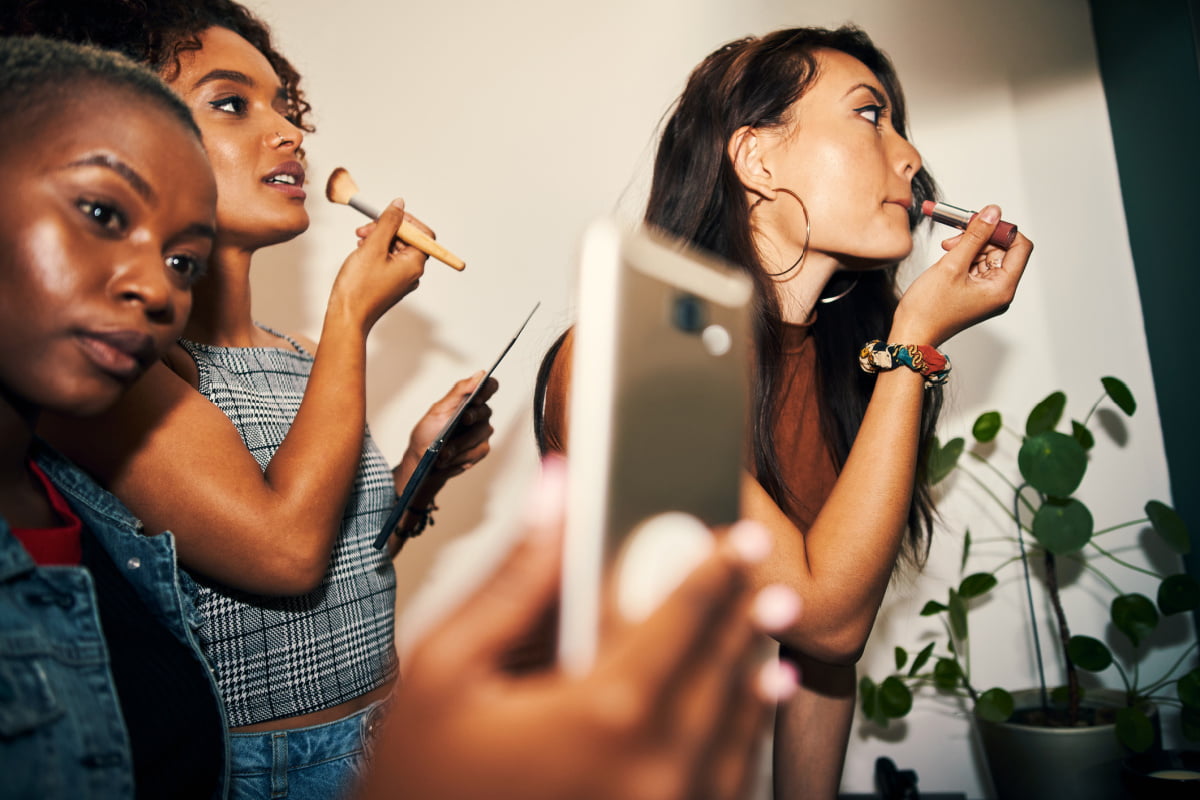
[858,340,951,388]
[398,504,438,541]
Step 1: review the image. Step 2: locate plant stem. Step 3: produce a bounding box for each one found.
[1044,549,1081,722]
[1112,659,1133,695]
[1092,518,1150,537]
[965,453,1037,516]
[1087,539,1164,579]
[1083,392,1106,427]
[1061,552,1124,594]
[1014,483,1050,710]
[1139,642,1199,696]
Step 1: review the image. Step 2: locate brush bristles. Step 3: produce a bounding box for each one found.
[325,167,360,204]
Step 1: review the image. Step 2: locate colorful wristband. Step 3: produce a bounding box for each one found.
[858,340,951,388]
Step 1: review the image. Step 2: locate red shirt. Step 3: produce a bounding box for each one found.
[10,460,83,565]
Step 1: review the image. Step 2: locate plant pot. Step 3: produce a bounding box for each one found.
[974,688,1159,800]
[1121,749,1200,799]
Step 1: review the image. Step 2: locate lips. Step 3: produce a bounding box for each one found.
[262,161,307,199]
[77,329,158,381]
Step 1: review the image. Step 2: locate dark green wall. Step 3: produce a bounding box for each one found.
[1089,0,1200,638]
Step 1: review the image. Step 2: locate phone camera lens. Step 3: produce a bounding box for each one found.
[672,293,706,333]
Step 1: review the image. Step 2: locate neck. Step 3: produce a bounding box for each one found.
[763,243,842,325]
[183,242,260,346]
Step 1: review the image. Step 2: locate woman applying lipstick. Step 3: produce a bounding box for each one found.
[8,2,496,796]
[0,35,227,798]
[536,26,1033,798]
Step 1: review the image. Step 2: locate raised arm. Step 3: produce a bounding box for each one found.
[745,207,1032,662]
[41,200,431,595]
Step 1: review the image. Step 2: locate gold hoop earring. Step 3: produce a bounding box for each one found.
[749,187,810,278]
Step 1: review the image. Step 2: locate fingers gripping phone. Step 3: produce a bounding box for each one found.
[558,219,753,673]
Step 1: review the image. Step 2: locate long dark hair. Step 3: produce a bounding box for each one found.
[1,0,313,130]
[645,25,942,564]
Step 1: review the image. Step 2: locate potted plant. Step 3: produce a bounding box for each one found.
[860,377,1200,799]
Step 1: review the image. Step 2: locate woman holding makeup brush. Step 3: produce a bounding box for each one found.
[6,2,496,797]
[536,26,1033,799]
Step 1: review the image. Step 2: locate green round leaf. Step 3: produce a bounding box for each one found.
[859,676,878,718]
[1158,574,1200,616]
[976,688,1015,722]
[928,436,965,485]
[1116,707,1154,753]
[1067,635,1113,671]
[1026,391,1066,436]
[879,676,913,718]
[933,658,961,690]
[1031,497,1094,555]
[1071,420,1095,451]
[909,642,935,677]
[920,600,948,616]
[1102,376,1137,416]
[1111,593,1159,647]
[958,572,998,599]
[1177,668,1200,710]
[894,647,908,672]
[948,589,968,642]
[1018,431,1088,498]
[973,411,1002,443]
[1146,501,1190,555]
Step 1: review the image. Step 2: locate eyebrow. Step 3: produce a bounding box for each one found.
[191,68,254,91]
[844,82,889,105]
[65,154,156,203]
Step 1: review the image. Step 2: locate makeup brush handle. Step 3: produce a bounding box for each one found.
[398,221,467,271]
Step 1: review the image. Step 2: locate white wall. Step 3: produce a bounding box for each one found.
[241,1,1187,796]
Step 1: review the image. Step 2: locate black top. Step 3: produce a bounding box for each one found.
[82,529,223,799]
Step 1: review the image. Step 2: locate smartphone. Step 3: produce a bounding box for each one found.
[558,219,753,673]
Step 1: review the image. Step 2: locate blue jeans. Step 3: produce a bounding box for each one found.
[228,698,388,800]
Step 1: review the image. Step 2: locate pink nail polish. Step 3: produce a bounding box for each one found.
[728,520,771,563]
[752,584,801,631]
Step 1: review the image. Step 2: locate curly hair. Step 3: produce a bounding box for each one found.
[1,0,313,130]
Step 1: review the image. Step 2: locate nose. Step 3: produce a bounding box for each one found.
[109,252,180,326]
[268,116,304,152]
[891,132,922,181]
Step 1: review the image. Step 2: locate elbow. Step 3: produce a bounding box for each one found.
[244,547,329,596]
[774,620,872,666]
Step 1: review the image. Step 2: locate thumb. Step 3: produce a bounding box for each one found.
[431,457,566,667]
[362,197,406,257]
[946,204,1001,265]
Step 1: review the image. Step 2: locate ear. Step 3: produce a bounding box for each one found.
[728,125,775,199]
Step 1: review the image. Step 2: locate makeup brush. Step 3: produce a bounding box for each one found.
[325,167,466,271]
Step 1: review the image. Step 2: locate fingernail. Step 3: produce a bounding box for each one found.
[979,205,1000,223]
[390,197,405,211]
[752,584,801,631]
[756,658,799,703]
[523,455,567,531]
[728,520,771,563]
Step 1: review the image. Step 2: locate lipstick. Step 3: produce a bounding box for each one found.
[921,201,1018,249]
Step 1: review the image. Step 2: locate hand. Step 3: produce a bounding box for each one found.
[395,372,498,495]
[358,459,798,800]
[891,204,1033,346]
[329,197,433,333]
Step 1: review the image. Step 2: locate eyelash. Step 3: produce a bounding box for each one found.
[166,254,207,285]
[77,198,127,235]
[210,95,247,115]
[854,103,887,127]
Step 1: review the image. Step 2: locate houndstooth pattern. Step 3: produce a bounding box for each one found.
[179,327,398,727]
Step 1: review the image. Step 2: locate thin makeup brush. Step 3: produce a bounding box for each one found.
[325,167,466,271]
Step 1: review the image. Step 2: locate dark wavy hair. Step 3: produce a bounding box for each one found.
[646,25,943,564]
[1,0,313,130]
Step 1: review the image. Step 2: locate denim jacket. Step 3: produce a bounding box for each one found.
[0,443,229,799]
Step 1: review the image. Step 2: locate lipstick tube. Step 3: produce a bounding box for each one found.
[921,200,1018,249]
